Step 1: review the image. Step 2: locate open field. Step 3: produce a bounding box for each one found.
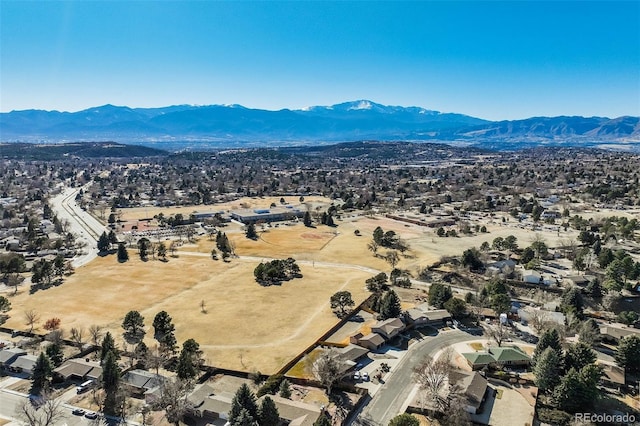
[4,253,370,373]
[117,196,335,221]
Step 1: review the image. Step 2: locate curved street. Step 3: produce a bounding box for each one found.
[350,329,476,425]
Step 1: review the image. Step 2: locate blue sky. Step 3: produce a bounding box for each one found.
[1,1,638,120]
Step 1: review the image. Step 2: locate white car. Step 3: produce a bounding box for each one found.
[362,372,370,381]
[353,371,361,381]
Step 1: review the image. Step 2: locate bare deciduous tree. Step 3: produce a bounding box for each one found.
[528,309,550,334]
[483,321,511,347]
[413,352,454,412]
[88,325,104,359]
[17,392,65,426]
[70,327,85,352]
[24,309,39,333]
[312,349,343,395]
[153,378,194,426]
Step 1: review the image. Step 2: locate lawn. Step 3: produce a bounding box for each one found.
[4,253,370,373]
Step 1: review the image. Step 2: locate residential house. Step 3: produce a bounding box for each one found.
[53,358,103,382]
[0,348,27,369]
[121,369,166,398]
[7,354,38,376]
[517,307,566,327]
[564,275,593,287]
[257,394,323,426]
[351,332,385,351]
[600,325,640,343]
[335,344,369,365]
[450,371,490,414]
[405,306,451,328]
[188,384,233,421]
[487,259,516,277]
[371,318,405,340]
[600,364,625,391]
[462,346,531,371]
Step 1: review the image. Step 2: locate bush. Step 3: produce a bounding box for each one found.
[256,374,284,397]
[537,408,572,425]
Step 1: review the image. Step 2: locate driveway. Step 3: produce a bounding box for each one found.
[472,384,535,426]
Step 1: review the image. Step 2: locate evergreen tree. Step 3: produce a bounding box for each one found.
[388,413,420,426]
[533,328,563,365]
[102,350,121,415]
[245,224,258,240]
[303,211,312,227]
[101,332,119,362]
[615,335,640,374]
[45,342,64,367]
[122,310,145,340]
[229,384,258,423]
[233,408,258,426]
[579,319,601,347]
[117,243,129,262]
[176,348,197,380]
[153,310,175,339]
[97,232,110,252]
[379,290,402,320]
[564,342,596,372]
[258,396,280,426]
[279,378,292,398]
[533,347,562,392]
[31,352,53,394]
[108,230,118,247]
[314,414,332,426]
[159,331,178,357]
[428,283,452,308]
[373,226,384,245]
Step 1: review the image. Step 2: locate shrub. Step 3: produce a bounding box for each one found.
[256,374,284,397]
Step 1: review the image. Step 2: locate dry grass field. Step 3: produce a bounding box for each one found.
[118,196,334,221]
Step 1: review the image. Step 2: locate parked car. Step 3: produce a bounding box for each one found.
[362,372,370,381]
[85,412,98,420]
[71,408,85,416]
[353,371,361,381]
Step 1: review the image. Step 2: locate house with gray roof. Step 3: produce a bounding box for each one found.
[8,354,38,376]
[0,348,27,368]
[257,394,323,426]
[121,369,167,397]
[188,384,234,421]
[53,358,103,382]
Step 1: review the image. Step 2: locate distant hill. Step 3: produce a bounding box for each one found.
[1,100,638,150]
[0,142,167,160]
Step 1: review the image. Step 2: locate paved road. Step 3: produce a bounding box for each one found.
[50,186,106,268]
[351,329,476,425]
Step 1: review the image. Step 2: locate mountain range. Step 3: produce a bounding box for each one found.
[1,100,638,151]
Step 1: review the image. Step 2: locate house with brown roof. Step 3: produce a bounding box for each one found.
[53,358,103,382]
[450,371,490,414]
[600,363,626,391]
[371,317,406,340]
[351,332,385,351]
